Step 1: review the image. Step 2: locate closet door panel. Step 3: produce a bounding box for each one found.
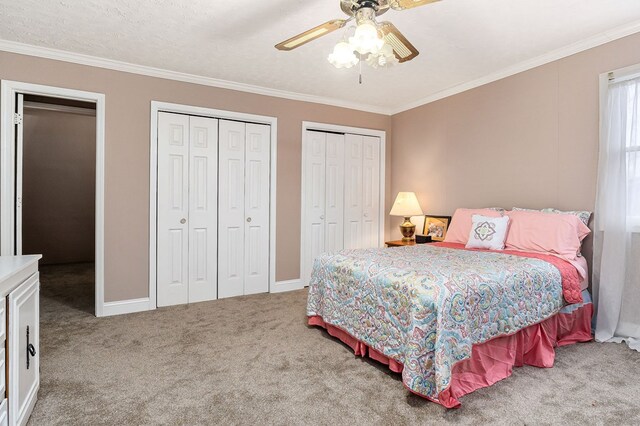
[244,123,270,295]
[324,133,344,253]
[218,120,246,299]
[157,112,189,307]
[343,134,363,249]
[361,136,381,248]
[188,116,218,303]
[302,131,326,285]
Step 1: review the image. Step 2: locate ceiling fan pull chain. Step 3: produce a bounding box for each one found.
[359,53,363,84]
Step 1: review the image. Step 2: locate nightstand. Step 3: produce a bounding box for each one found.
[385,239,417,247]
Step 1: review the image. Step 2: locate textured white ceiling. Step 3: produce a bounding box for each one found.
[1,0,640,112]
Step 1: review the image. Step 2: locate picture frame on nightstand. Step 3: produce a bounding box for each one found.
[422,215,452,242]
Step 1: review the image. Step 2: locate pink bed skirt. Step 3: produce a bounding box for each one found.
[308,303,593,408]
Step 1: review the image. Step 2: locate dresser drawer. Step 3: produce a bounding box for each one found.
[0,398,6,426]
[0,298,5,342]
[0,348,5,399]
[0,297,5,400]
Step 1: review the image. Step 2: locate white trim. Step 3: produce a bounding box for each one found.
[0,80,106,317]
[269,120,278,300]
[23,101,96,116]
[15,94,23,256]
[299,121,386,288]
[599,69,608,178]
[597,69,608,237]
[102,297,151,317]
[390,20,640,114]
[607,62,640,84]
[0,39,390,116]
[271,279,303,293]
[149,108,158,311]
[149,101,278,309]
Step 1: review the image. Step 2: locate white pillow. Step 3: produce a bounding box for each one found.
[465,214,510,250]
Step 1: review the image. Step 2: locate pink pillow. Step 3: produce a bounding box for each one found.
[504,210,590,261]
[444,208,504,244]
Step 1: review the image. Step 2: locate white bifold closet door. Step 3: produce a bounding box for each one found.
[301,130,380,285]
[157,112,218,307]
[218,120,270,298]
[344,134,380,249]
[302,131,345,285]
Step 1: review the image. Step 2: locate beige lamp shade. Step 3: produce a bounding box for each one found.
[390,192,423,217]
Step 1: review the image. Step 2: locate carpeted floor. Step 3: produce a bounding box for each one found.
[29,263,640,425]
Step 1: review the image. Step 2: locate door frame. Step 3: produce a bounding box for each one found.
[299,121,386,287]
[149,101,278,309]
[0,80,106,316]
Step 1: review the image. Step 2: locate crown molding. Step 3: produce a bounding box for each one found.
[389,20,640,115]
[0,39,392,116]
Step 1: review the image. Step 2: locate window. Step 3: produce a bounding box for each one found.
[624,82,640,229]
[595,69,640,349]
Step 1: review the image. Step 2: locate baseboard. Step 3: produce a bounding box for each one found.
[102,283,303,314]
[271,279,304,293]
[101,297,151,317]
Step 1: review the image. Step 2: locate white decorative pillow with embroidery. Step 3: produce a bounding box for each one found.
[465,214,510,250]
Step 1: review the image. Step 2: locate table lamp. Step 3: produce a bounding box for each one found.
[390,192,423,241]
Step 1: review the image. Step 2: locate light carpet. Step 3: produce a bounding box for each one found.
[28,263,640,425]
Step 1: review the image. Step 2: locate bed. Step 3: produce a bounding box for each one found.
[306,241,593,408]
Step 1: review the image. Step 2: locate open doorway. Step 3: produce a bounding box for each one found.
[1,81,105,316]
[21,95,96,314]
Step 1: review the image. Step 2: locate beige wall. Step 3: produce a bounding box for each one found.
[390,32,640,264]
[0,51,392,302]
[22,107,96,264]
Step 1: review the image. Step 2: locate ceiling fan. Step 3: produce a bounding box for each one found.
[275,0,440,69]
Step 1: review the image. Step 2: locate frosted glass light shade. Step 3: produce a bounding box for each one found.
[328,41,359,69]
[366,42,398,68]
[390,192,423,216]
[349,21,384,55]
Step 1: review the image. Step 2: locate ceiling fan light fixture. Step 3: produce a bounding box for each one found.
[328,41,360,68]
[366,42,398,68]
[276,0,433,73]
[348,21,384,55]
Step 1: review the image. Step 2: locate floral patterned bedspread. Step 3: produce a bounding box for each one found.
[306,244,565,402]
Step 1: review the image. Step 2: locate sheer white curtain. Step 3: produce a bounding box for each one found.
[593,76,640,351]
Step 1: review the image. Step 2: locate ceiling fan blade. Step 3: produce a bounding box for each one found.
[275,19,348,51]
[389,0,441,11]
[379,22,419,63]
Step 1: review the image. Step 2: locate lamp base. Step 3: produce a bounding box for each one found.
[399,217,416,242]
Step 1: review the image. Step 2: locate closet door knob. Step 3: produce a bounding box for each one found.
[246,217,252,223]
[180,218,186,224]
[320,215,325,220]
[364,213,369,218]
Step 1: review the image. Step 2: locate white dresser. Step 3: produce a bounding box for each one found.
[0,256,41,426]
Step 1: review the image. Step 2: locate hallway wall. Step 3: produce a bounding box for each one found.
[22,106,96,264]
